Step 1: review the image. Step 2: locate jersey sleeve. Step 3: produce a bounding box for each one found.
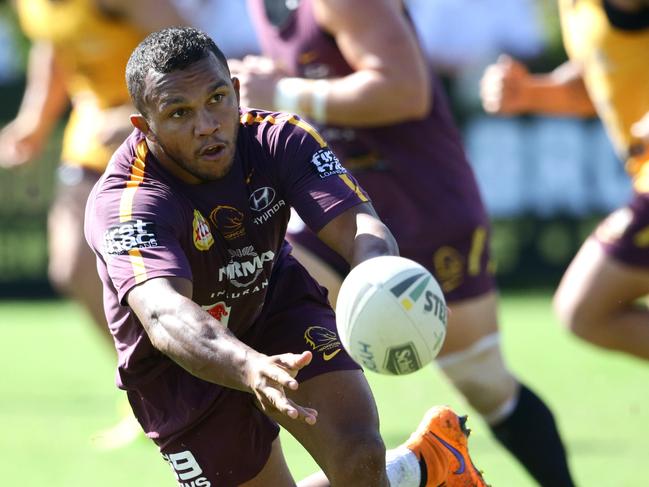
[270,115,370,232]
[89,184,192,305]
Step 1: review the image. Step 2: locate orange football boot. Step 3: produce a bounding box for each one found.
[405,406,488,487]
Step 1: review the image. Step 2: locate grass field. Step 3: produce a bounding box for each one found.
[1,292,647,486]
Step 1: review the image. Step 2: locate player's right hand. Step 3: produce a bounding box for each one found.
[480,55,531,115]
[0,119,47,168]
[247,350,318,425]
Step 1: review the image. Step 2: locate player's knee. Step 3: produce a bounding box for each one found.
[326,429,386,485]
[437,333,518,421]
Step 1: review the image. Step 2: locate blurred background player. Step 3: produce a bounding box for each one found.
[0,0,186,448]
[481,0,649,361]
[230,0,576,485]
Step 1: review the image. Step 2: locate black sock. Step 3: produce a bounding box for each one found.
[490,384,575,487]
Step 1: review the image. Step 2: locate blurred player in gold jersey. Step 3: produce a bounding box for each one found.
[0,0,186,447]
[481,0,649,361]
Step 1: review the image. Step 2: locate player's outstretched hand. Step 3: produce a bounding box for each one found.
[0,119,47,168]
[480,54,531,115]
[247,350,318,425]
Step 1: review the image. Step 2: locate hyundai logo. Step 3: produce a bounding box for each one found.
[249,187,276,211]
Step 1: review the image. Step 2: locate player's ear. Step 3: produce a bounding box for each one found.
[232,77,240,105]
[130,114,153,139]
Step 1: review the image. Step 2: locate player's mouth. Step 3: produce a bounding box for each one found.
[198,142,227,160]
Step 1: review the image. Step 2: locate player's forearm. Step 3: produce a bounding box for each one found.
[520,65,596,117]
[146,298,259,392]
[349,213,399,268]
[277,70,430,127]
[15,42,69,135]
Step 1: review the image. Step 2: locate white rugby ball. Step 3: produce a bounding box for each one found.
[336,256,447,375]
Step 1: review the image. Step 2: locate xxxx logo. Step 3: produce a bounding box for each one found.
[202,301,231,327]
[304,326,342,361]
[192,210,214,251]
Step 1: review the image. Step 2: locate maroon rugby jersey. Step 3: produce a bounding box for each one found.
[84,109,367,396]
[248,0,488,247]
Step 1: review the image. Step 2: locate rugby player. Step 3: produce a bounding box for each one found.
[481,0,649,361]
[85,26,487,486]
[229,1,575,485]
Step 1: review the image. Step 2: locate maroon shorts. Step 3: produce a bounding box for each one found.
[151,255,360,487]
[288,215,496,303]
[594,191,649,267]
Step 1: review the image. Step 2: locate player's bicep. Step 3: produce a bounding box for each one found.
[315,0,424,78]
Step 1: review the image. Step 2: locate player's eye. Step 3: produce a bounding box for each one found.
[209,94,225,104]
[170,108,188,119]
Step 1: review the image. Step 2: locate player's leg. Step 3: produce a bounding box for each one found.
[240,437,296,487]
[48,165,110,343]
[554,235,649,360]
[265,370,390,487]
[437,289,574,487]
[154,383,296,487]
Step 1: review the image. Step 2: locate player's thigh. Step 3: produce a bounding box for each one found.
[240,437,295,487]
[437,290,499,356]
[265,369,383,476]
[554,237,649,321]
[157,387,284,487]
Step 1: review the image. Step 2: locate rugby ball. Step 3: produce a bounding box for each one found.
[336,256,447,375]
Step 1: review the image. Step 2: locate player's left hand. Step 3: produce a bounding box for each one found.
[229,55,284,110]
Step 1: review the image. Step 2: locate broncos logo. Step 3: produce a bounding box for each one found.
[209,205,245,240]
[304,326,342,361]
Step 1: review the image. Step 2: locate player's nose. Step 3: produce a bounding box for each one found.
[194,109,221,137]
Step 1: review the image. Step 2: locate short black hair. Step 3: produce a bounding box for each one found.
[126,26,230,115]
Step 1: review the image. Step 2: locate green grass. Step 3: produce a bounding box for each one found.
[1,293,647,486]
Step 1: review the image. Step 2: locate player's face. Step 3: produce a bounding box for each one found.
[138,52,241,183]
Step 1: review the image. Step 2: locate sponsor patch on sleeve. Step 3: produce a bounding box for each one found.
[103,219,160,255]
[310,148,347,179]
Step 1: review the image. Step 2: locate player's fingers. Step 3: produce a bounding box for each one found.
[289,401,318,425]
[262,388,318,425]
[276,351,312,374]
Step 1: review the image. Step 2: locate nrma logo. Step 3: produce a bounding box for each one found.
[390,272,447,324]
